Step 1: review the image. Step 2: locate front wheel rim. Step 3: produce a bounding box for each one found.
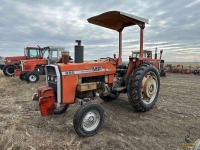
[82,110,100,132]
[141,71,158,104]
[29,75,37,82]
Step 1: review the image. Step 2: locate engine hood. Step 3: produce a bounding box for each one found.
[4,56,27,61]
[22,58,46,63]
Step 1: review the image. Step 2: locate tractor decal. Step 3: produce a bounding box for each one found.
[62,66,107,76]
[92,66,102,71]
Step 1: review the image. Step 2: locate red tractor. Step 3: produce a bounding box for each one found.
[132,48,166,76]
[15,46,65,83]
[32,11,161,137]
[0,46,43,76]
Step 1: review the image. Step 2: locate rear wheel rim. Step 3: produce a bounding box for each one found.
[141,71,158,104]
[82,110,100,132]
[29,74,37,82]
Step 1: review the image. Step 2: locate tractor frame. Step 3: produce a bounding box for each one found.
[32,11,161,137]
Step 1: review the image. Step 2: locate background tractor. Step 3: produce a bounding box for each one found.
[132,48,166,76]
[194,68,200,75]
[0,46,43,76]
[32,11,161,137]
[15,46,65,83]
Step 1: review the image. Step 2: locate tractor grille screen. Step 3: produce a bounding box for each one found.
[24,66,31,70]
[46,66,58,102]
[48,82,57,100]
[46,66,56,75]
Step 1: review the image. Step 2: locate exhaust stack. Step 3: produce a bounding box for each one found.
[160,50,163,60]
[74,40,84,63]
[155,47,157,59]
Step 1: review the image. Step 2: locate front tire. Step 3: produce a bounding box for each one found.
[127,63,160,112]
[53,104,69,115]
[3,65,17,76]
[25,72,39,83]
[73,103,104,137]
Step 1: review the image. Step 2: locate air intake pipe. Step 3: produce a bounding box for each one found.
[74,40,84,63]
[61,51,70,64]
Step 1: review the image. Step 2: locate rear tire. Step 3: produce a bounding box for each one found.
[3,65,17,76]
[25,72,39,83]
[127,63,160,112]
[73,103,104,137]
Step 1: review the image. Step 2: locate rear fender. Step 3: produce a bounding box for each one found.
[126,58,141,77]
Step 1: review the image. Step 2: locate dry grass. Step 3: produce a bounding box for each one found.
[0,71,200,150]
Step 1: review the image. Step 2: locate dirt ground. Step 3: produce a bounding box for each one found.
[0,72,200,150]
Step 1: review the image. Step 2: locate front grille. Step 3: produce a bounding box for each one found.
[24,66,31,70]
[46,66,56,75]
[48,82,57,101]
[46,66,58,102]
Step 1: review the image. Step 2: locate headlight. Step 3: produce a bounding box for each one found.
[54,77,57,82]
[7,60,11,62]
[47,75,57,82]
[47,75,51,81]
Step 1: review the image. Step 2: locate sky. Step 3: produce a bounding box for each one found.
[0,0,200,62]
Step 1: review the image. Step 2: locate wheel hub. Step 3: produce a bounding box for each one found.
[142,75,157,100]
[82,110,100,131]
[29,75,36,82]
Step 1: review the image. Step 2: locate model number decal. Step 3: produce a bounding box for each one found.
[63,70,75,75]
[62,66,108,76]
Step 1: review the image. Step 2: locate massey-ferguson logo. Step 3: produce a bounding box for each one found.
[62,66,104,76]
[92,66,102,71]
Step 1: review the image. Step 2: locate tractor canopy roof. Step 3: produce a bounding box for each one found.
[132,50,152,54]
[87,11,149,31]
[26,46,40,49]
[43,46,65,51]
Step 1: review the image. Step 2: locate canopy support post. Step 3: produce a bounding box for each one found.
[139,27,144,58]
[118,31,122,65]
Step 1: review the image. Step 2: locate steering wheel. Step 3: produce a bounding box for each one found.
[106,57,117,65]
